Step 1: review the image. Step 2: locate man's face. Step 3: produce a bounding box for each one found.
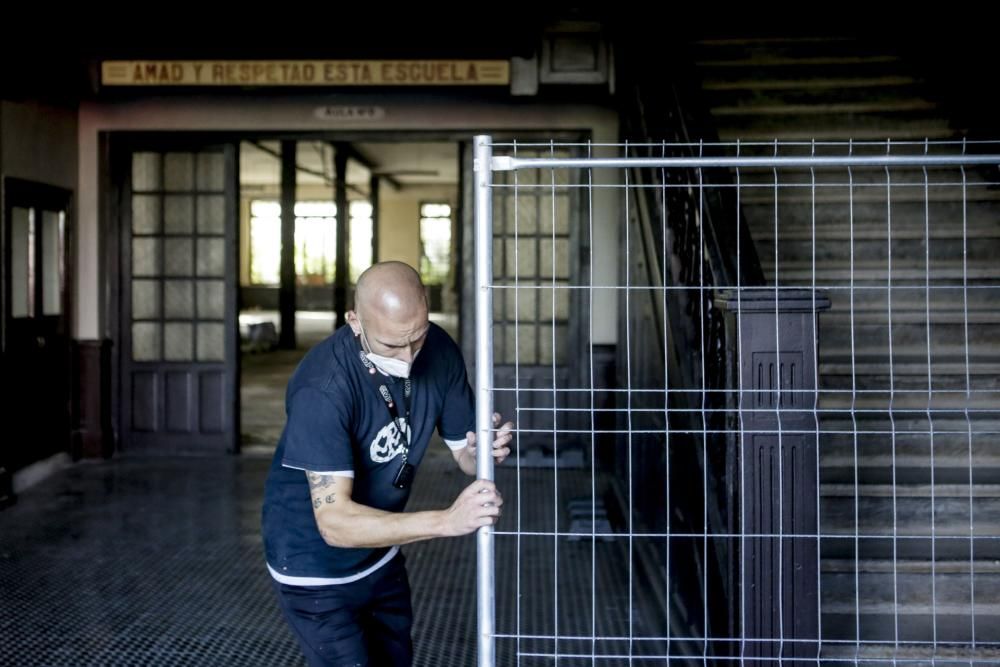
[350,305,429,365]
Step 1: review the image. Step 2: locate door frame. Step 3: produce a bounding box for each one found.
[101,129,589,455]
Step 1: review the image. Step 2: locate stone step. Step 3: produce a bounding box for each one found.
[820,642,1000,664]
[698,36,962,145]
[822,483,1000,498]
[818,390,1000,412]
[817,357,1000,393]
[713,99,942,119]
[739,184,1000,206]
[691,36,904,64]
[703,74,924,93]
[822,467,1000,488]
[818,418,1000,485]
[819,484,1000,541]
[821,533,1000,561]
[820,322,998,361]
[821,287,1000,313]
[736,198,1000,230]
[756,238,1000,271]
[695,48,904,64]
[819,558,1000,643]
[817,415,1000,430]
[695,54,917,94]
[714,105,951,137]
[821,308,1000,324]
[715,115,955,143]
[752,221,1000,243]
[821,558,1000,608]
[821,311,998,330]
[820,355,1000,374]
[821,609,1000,645]
[821,459,1000,487]
[821,465,1000,487]
[734,163,999,188]
[763,261,1000,284]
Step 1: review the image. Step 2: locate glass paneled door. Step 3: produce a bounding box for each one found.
[120,143,238,453]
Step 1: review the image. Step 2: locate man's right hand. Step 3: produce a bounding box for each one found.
[443,479,503,536]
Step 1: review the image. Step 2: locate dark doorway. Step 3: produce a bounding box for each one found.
[2,178,73,476]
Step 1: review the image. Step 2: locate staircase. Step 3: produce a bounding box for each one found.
[691,36,1000,657]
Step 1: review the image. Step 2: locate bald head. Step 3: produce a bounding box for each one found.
[354,261,427,320]
[348,262,429,363]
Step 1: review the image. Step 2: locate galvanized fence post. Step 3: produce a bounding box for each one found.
[474,134,496,667]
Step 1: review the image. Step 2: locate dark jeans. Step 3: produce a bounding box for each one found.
[272,554,413,667]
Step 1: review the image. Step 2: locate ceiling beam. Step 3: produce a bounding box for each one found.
[247,141,368,197]
[331,142,403,192]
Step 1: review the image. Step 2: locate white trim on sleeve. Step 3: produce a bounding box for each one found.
[444,438,468,451]
[281,464,355,479]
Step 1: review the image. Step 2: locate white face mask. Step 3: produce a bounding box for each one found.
[357,320,416,378]
[367,353,412,379]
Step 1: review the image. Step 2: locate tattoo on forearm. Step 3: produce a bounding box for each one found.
[306,472,339,510]
[306,472,334,489]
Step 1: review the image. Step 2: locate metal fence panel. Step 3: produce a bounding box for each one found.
[474,135,1000,666]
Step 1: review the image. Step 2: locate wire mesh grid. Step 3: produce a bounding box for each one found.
[474,137,1000,666]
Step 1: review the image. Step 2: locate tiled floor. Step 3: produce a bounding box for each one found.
[2,313,651,666]
[1,443,669,666]
[0,448,486,666]
[0,454,304,666]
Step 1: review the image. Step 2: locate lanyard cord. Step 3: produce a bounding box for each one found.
[357,347,412,459]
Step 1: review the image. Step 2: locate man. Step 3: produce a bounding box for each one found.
[261,261,512,666]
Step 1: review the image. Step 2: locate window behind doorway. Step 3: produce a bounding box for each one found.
[419,201,451,286]
[248,199,373,285]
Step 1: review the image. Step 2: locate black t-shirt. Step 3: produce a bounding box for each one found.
[261,323,475,580]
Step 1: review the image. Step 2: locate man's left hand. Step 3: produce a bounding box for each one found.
[465,412,514,465]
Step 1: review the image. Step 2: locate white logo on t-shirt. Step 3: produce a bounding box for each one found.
[369,419,411,463]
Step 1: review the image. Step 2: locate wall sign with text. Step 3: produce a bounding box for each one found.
[102,60,510,87]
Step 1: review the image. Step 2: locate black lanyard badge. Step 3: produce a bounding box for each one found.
[359,348,415,490]
[392,459,415,490]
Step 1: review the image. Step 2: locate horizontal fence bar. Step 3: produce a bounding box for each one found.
[490,180,1000,189]
[505,403,999,410]
[497,634,1000,646]
[484,284,1000,291]
[494,532,1000,540]
[509,654,1000,665]
[493,155,1000,171]
[484,428,1000,437]
[490,387,1000,395]
[491,139,1000,148]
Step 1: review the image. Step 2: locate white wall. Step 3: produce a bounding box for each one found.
[379,183,457,269]
[77,94,619,343]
